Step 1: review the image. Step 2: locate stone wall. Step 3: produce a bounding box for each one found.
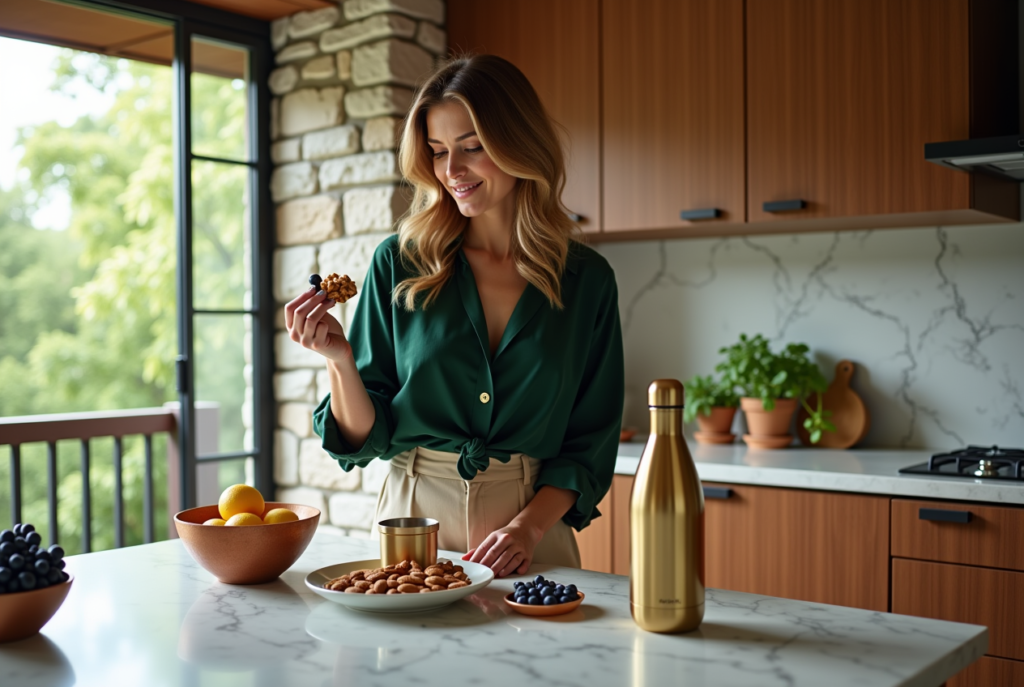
[269,0,446,537]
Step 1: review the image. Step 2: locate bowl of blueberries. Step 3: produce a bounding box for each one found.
[0,522,72,643]
[504,574,584,617]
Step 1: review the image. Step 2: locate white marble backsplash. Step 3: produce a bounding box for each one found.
[598,222,1024,449]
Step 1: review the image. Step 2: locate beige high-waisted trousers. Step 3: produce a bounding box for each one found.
[375,446,581,568]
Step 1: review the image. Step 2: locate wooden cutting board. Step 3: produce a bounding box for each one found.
[797,360,870,448]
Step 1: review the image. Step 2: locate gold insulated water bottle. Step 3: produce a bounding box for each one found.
[629,379,705,633]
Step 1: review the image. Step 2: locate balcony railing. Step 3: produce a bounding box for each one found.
[0,404,221,552]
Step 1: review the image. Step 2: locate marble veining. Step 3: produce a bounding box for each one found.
[615,441,1024,505]
[0,531,986,687]
[600,223,1024,449]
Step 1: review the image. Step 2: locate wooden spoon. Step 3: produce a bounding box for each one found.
[797,360,870,449]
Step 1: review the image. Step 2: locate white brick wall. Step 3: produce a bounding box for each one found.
[269,0,446,536]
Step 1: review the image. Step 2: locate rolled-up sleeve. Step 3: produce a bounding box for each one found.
[533,273,624,531]
[312,239,399,470]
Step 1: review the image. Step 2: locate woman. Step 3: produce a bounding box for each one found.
[284,55,623,578]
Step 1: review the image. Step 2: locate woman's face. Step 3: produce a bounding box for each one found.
[426,100,517,219]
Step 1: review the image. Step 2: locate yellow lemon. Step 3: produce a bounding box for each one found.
[263,508,298,524]
[203,518,226,526]
[225,512,264,527]
[218,484,265,520]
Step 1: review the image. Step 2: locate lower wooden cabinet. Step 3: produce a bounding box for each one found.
[702,483,890,611]
[948,655,1024,687]
[892,559,1024,663]
[579,477,889,612]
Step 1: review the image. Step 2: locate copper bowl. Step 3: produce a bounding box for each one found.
[174,503,319,584]
[0,575,74,643]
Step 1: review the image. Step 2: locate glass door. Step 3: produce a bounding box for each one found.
[175,22,272,509]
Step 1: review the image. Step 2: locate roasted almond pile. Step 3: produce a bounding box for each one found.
[325,559,471,594]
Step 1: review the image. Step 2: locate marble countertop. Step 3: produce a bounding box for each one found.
[0,530,987,687]
[615,440,1024,505]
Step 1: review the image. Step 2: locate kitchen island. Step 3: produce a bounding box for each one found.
[0,528,986,686]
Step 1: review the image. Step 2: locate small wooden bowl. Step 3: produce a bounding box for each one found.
[504,591,585,617]
[174,502,319,584]
[0,574,73,643]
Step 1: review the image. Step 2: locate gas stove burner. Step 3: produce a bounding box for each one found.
[973,460,1003,478]
[899,445,1024,482]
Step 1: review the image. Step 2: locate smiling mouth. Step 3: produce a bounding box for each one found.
[451,181,482,197]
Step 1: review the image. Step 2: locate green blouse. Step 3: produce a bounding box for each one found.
[313,234,624,531]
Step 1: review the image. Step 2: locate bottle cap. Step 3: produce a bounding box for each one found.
[648,379,684,408]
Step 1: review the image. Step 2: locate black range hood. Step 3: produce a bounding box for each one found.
[925,135,1024,181]
[925,0,1023,183]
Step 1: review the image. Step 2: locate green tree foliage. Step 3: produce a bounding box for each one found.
[1,48,250,551]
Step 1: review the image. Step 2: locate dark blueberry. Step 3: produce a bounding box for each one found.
[515,596,528,605]
[36,577,49,589]
[565,592,580,601]
[7,579,19,593]
[26,531,42,547]
[0,530,12,544]
[35,550,51,564]
[554,584,565,594]
[543,596,559,605]
[60,572,70,583]
[309,273,322,288]
[48,545,65,562]
[527,595,541,605]
[559,595,573,604]
[0,567,10,583]
[28,544,39,556]
[534,574,545,585]
[54,559,66,571]
[13,537,27,552]
[34,559,50,576]
[12,524,22,537]
[8,554,25,571]
[18,571,36,590]
[513,581,524,589]
[566,584,578,595]
[21,523,35,534]
[46,568,61,584]
[0,585,5,594]
[0,542,13,557]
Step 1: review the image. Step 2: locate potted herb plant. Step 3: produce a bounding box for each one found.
[716,334,835,448]
[683,374,740,444]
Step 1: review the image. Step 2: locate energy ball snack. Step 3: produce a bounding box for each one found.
[319,272,357,303]
[323,559,470,595]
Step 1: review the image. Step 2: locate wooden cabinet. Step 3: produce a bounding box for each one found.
[601,0,746,234]
[446,0,1018,241]
[594,477,890,612]
[701,483,890,611]
[446,0,601,233]
[745,0,1018,232]
[892,559,1024,663]
[891,498,1024,685]
[575,486,613,572]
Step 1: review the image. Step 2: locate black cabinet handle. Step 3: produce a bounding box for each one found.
[919,508,972,524]
[703,486,732,500]
[567,212,584,222]
[763,199,806,213]
[680,208,721,221]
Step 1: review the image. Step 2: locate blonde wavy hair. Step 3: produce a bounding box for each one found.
[393,54,579,310]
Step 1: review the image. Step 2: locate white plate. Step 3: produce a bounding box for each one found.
[305,558,494,614]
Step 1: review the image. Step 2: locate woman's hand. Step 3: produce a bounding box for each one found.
[284,288,351,363]
[463,521,543,578]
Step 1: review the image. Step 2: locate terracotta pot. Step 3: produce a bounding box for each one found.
[740,397,798,439]
[695,406,737,435]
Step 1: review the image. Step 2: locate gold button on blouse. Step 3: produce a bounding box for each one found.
[479,392,491,404]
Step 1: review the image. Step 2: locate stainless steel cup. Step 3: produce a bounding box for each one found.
[378,517,439,567]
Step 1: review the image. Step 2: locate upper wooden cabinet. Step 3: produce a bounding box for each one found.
[601,0,746,234]
[446,0,601,233]
[745,0,1019,230]
[446,0,1019,240]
